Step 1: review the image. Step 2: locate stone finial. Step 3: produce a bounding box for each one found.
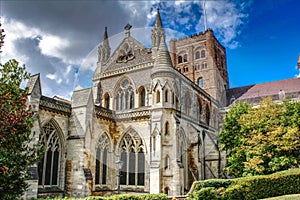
[124,23,132,37]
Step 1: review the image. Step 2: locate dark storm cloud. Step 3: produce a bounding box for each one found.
[1,1,148,58]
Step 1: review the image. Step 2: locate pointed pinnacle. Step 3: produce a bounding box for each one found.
[155,8,163,28]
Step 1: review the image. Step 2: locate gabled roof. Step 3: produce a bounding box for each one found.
[26,73,42,95]
[100,36,153,75]
[227,78,300,105]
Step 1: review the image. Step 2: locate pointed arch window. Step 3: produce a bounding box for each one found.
[95,134,111,185]
[119,131,145,186]
[165,121,169,135]
[104,93,110,109]
[38,122,62,186]
[139,87,146,107]
[164,89,169,102]
[156,90,161,103]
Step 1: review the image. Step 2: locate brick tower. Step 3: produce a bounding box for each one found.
[170,29,229,106]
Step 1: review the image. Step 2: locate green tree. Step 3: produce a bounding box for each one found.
[219,101,251,177]
[220,98,300,177]
[0,26,40,199]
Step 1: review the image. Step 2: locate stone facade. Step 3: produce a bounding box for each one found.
[24,9,300,199]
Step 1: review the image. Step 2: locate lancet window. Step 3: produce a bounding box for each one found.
[38,122,62,187]
[139,87,146,107]
[95,134,111,185]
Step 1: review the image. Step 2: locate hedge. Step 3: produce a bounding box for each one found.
[35,193,168,200]
[189,168,300,200]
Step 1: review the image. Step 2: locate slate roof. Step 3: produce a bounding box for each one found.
[26,73,40,95]
[227,78,300,105]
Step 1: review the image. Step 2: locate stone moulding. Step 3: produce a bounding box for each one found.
[95,106,151,121]
[39,96,71,116]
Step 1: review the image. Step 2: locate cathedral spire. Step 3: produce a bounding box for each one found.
[98,27,111,64]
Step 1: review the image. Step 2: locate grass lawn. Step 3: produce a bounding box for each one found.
[261,194,300,200]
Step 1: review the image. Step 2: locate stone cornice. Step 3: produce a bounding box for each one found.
[39,96,71,116]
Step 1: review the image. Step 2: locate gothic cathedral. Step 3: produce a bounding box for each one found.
[25,9,234,198]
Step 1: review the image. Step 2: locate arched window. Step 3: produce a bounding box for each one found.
[178,56,182,64]
[156,90,160,103]
[165,121,169,135]
[201,50,206,58]
[183,54,188,62]
[38,122,62,186]
[104,93,110,109]
[195,51,200,59]
[202,62,207,69]
[129,92,134,109]
[95,134,110,185]
[115,79,135,111]
[198,77,204,88]
[120,131,145,186]
[164,89,168,102]
[139,87,146,107]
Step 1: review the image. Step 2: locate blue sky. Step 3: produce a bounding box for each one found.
[226,0,300,87]
[1,0,299,98]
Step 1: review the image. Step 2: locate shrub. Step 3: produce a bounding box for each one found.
[189,187,219,200]
[188,169,300,200]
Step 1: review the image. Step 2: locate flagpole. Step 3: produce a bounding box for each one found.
[202,0,207,31]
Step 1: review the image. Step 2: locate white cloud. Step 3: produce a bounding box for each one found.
[121,0,250,49]
[197,0,250,48]
[1,18,39,63]
[1,17,75,64]
[46,72,62,84]
[46,73,56,80]
[38,35,70,60]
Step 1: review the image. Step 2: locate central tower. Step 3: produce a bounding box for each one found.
[170,30,229,106]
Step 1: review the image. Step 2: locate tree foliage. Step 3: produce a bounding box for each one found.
[219,98,300,177]
[0,60,40,197]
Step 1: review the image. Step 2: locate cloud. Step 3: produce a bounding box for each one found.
[38,35,70,61]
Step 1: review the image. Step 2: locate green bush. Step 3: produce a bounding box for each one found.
[34,193,167,200]
[189,187,219,200]
[189,179,232,193]
[189,169,300,200]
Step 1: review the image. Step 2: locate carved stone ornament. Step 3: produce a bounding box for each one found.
[116,43,135,63]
